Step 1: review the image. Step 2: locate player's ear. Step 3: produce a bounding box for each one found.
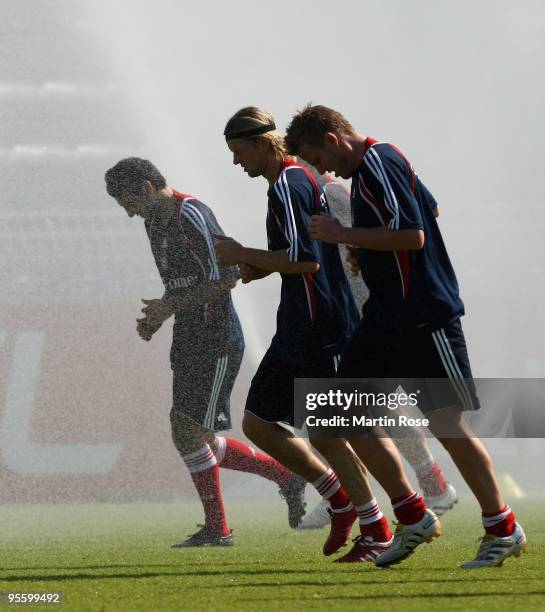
[143,180,155,196]
[324,132,340,147]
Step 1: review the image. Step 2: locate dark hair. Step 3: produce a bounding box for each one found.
[285,104,355,155]
[104,157,166,197]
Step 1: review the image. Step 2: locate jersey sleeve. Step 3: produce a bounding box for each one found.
[360,147,424,231]
[179,200,237,285]
[271,172,320,263]
[416,176,438,211]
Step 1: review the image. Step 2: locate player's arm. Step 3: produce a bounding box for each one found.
[312,151,426,251]
[309,217,424,251]
[215,178,322,274]
[193,205,271,284]
[242,246,319,274]
[217,173,326,274]
[137,274,238,336]
[215,237,319,274]
[137,280,239,335]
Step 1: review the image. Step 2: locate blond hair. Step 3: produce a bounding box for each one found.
[224,106,290,161]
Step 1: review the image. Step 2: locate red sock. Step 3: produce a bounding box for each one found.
[313,469,352,511]
[416,460,448,497]
[482,505,516,537]
[214,437,292,488]
[182,444,229,536]
[356,499,392,542]
[391,492,427,524]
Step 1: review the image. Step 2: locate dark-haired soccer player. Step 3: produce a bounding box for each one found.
[105,157,307,546]
[285,105,527,568]
[216,107,401,559]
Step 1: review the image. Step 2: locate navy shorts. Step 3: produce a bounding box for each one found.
[172,347,243,432]
[245,343,339,425]
[337,317,480,414]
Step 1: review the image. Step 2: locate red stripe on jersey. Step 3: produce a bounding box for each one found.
[172,189,193,201]
[359,164,411,301]
[279,159,323,214]
[172,189,195,217]
[277,161,320,320]
[364,137,378,151]
[303,272,317,321]
[359,175,390,225]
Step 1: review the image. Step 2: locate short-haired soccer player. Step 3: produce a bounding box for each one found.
[297,164,456,531]
[303,167,458,532]
[216,107,368,557]
[105,158,308,546]
[285,105,527,568]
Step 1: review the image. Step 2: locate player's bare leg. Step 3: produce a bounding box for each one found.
[309,436,393,562]
[243,411,357,553]
[243,412,331,482]
[426,406,527,568]
[300,425,455,529]
[347,430,414,499]
[333,430,442,567]
[427,407,502,511]
[309,437,373,505]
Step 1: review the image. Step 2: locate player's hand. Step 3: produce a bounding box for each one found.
[214,235,245,265]
[136,316,157,341]
[239,263,260,284]
[345,245,361,277]
[309,215,345,244]
[141,298,174,326]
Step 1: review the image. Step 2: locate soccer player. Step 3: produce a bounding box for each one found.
[215,107,366,557]
[297,164,456,531]
[285,105,527,568]
[325,168,456,508]
[104,158,308,547]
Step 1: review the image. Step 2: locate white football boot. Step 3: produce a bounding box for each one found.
[460,522,527,568]
[424,483,458,518]
[375,508,442,567]
[296,498,331,529]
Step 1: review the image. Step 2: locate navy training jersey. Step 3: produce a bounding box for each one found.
[351,138,464,332]
[145,191,244,364]
[267,161,359,360]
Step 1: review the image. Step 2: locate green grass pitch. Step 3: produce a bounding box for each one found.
[1,499,544,611]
